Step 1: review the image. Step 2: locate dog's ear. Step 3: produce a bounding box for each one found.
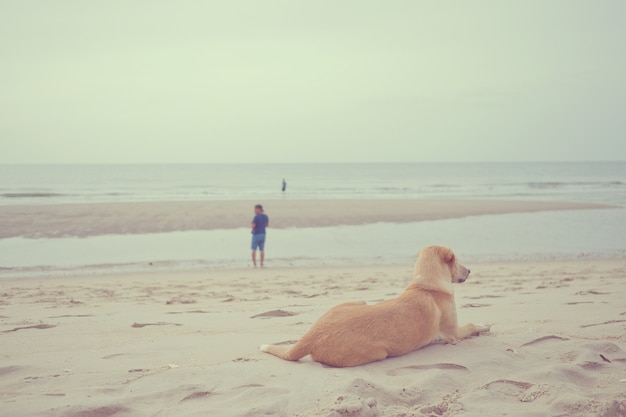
[439,246,455,264]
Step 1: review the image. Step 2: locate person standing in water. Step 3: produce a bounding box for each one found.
[282,178,287,192]
[251,204,269,267]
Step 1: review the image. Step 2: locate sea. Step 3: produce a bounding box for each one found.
[1,162,625,276]
[1,162,626,206]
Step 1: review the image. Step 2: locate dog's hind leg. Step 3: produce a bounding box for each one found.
[260,339,310,362]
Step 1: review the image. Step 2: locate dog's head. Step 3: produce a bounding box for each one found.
[413,246,470,291]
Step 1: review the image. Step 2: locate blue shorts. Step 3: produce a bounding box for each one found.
[251,233,266,251]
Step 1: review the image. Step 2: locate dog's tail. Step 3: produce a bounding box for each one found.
[260,340,310,362]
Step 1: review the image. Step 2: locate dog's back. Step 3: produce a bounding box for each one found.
[262,287,445,367]
[261,245,488,367]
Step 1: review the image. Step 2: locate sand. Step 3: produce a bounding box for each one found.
[0,199,613,238]
[2,198,624,415]
[1,260,625,417]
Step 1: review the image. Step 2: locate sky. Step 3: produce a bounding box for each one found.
[1,1,625,164]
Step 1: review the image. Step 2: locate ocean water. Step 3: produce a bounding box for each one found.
[1,162,625,205]
[1,162,625,275]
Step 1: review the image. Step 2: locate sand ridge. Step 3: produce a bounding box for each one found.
[0,199,614,238]
[1,260,625,416]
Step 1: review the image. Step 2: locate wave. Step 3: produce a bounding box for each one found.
[0,164,624,206]
[1,192,71,199]
[527,181,624,189]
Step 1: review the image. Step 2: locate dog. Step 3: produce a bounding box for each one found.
[260,245,490,367]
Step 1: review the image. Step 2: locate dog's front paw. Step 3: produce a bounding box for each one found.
[475,323,492,333]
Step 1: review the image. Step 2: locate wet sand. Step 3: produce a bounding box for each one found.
[0,199,612,238]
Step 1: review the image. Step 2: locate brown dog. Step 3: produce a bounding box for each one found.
[260,246,490,367]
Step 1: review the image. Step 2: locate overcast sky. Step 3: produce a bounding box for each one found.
[1,1,625,164]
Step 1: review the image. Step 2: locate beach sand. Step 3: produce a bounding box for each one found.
[1,199,624,415]
[1,260,625,417]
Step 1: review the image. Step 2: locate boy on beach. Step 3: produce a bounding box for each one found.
[251,204,269,267]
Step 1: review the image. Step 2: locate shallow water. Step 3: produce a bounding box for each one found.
[1,208,624,277]
[2,162,624,276]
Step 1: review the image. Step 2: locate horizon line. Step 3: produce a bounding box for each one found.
[1,160,625,166]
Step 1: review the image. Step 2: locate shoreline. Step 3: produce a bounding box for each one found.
[3,255,626,282]
[0,198,616,239]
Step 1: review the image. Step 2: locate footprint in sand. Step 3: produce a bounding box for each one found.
[482,379,533,392]
[576,289,609,295]
[461,303,491,308]
[550,365,594,387]
[165,296,196,305]
[166,310,211,315]
[523,341,617,387]
[102,353,127,360]
[466,294,504,300]
[131,322,182,328]
[250,310,296,319]
[580,319,626,328]
[65,405,131,417]
[419,402,453,416]
[178,391,214,403]
[520,335,570,347]
[327,395,379,417]
[481,379,547,402]
[578,341,626,365]
[0,365,24,376]
[2,324,56,333]
[386,363,469,376]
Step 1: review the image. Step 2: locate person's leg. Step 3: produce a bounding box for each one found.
[251,235,259,267]
[251,250,257,267]
[258,235,266,267]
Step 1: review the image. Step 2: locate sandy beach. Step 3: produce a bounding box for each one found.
[1,260,625,417]
[3,0,626,413]
[1,198,625,416]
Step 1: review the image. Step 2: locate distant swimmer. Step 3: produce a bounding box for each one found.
[282,178,287,192]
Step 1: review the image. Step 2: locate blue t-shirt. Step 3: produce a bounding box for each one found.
[252,213,269,235]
